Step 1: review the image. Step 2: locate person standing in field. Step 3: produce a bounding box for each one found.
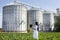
[33,22,39,40]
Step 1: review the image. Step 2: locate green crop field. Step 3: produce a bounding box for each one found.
[0,32,60,40]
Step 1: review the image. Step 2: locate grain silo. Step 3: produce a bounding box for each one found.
[43,11,54,31]
[27,7,43,31]
[50,13,54,31]
[43,13,50,31]
[2,2,27,32]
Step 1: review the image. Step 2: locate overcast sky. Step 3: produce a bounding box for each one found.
[0,0,60,28]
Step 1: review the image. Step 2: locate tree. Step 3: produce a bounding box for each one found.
[55,15,60,31]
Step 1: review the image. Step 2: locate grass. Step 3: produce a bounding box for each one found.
[0,32,60,40]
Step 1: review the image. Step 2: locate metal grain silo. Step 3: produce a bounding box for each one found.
[56,8,60,15]
[27,7,43,31]
[43,12,50,31]
[43,11,54,31]
[2,2,27,32]
[50,12,54,31]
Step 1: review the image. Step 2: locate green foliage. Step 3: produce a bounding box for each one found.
[0,32,60,40]
[27,27,32,32]
[0,28,2,32]
[55,15,60,31]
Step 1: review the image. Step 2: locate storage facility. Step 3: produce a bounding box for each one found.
[27,7,43,31]
[27,8,55,31]
[2,2,27,32]
[2,1,59,32]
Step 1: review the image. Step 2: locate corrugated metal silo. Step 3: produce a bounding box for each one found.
[27,7,43,31]
[2,2,27,32]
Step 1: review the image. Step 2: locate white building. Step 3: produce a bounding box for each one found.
[27,7,58,31]
[2,1,59,32]
[2,2,27,32]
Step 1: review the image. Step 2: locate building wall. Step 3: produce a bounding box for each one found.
[43,13,50,31]
[50,13,54,31]
[27,10,43,29]
[28,10,55,31]
[3,5,27,32]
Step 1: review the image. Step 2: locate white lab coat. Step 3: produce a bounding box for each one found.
[33,25,38,39]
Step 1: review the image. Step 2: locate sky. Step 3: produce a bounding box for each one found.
[0,0,60,28]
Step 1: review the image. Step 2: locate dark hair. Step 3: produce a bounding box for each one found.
[30,24,32,28]
[35,22,38,25]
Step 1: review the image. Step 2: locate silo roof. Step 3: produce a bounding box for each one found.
[30,7,41,10]
[43,10,55,14]
[4,1,23,6]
